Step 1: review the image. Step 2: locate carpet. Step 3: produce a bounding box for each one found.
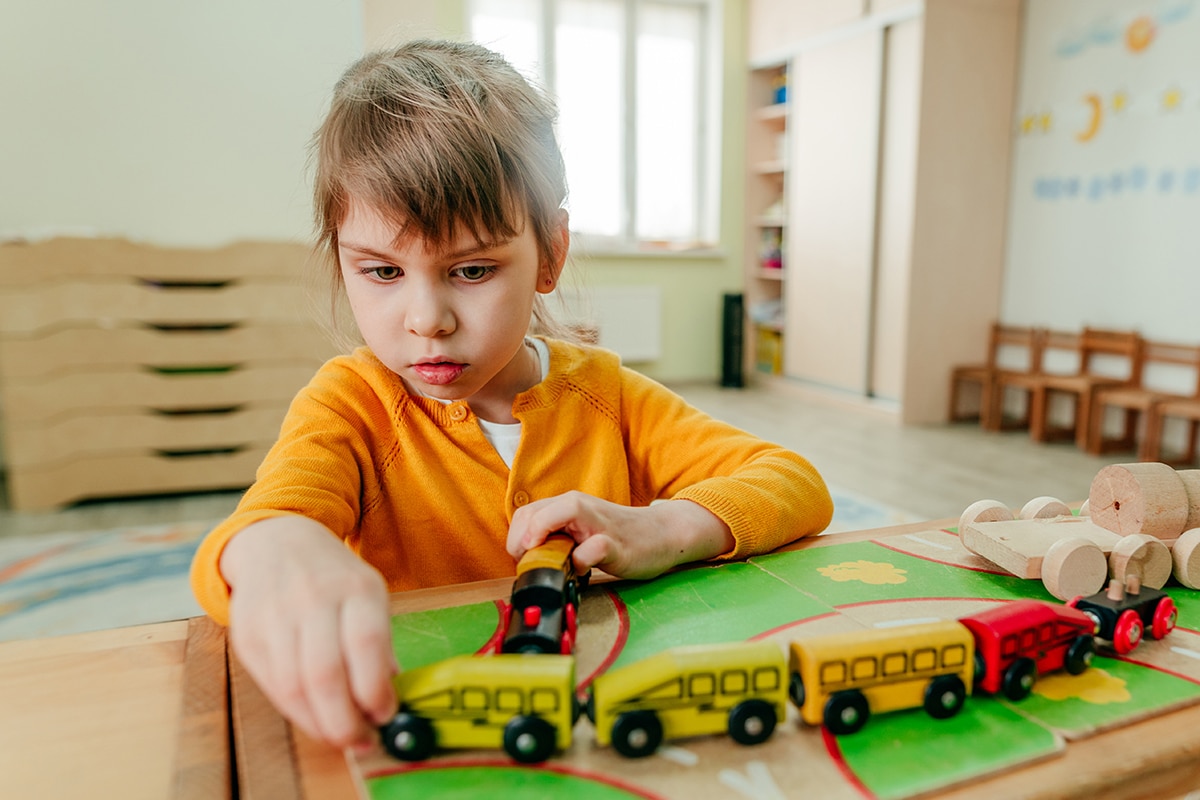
[0,486,920,642]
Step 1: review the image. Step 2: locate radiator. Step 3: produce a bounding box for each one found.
[552,285,662,363]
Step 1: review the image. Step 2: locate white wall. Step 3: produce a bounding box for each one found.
[0,0,363,246]
[1002,0,1200,340]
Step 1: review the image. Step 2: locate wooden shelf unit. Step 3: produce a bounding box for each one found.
[0,237,339,510]
[744,63,789,377]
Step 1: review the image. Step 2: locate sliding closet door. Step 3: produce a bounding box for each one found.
[783,28,882,393]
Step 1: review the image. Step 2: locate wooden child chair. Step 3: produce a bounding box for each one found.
[1024,327,1143,449]
[947,323,1044,430]
[988,328,1078,433]
[1084,340,1200,456]
[1140,374,1200,465]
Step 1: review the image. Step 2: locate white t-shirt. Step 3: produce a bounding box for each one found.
[417,337,549,469]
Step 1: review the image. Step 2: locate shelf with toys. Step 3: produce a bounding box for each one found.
[743,61,789,378]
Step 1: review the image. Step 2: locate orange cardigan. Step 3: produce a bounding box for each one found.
[190,338,832,624]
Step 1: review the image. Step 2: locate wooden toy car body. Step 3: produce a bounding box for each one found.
[379,654,576,763]
[958,600,1095,700]
[1068,580,1177,655]
[502,533,585,654]
[587,641,787,758]
[788,620,974,735]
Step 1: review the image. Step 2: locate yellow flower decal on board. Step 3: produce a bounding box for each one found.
[1034,668,1130,705]
[818,560,908,585]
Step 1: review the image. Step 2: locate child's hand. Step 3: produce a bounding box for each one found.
[507,492,735,580]
[220,515,398,749]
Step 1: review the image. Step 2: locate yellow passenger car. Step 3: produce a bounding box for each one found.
[379,653,577,763]
[587,640,788,758]
[788,620,974,735]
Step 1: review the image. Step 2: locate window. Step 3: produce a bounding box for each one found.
[469,0,721,252]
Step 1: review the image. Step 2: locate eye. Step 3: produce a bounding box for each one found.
[454,264,495,282]
[365,265,401,281]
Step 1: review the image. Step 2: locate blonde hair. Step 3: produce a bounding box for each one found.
[311,39,572,343]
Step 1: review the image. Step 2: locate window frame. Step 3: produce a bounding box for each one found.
[468,0,722,254]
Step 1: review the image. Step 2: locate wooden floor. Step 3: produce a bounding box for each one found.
[0,379,1151,538]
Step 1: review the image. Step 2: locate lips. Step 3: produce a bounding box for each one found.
[412,360,467,385]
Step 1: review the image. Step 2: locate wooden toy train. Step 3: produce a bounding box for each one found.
[379,588,1175,762]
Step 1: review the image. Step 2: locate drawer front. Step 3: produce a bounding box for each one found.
[7,447,272,511]
[2,364,322,422]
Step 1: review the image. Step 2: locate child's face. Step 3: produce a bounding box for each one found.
[336,199,563,414]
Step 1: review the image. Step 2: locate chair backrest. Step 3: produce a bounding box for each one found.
[1039,328,1083,375]
[987,323,1044,372]
[1079,327,1144,383]
[1139,340,1200,396]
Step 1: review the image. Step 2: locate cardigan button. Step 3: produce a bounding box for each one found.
[513,491,531,507]
[448,404,469,421]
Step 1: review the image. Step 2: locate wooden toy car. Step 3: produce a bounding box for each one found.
[502,532,587,654]
[1067,576,1178,655]
[379,654,577,763]
[958,600,1095,701]
[586,641,787,758]
[788,620,973,735]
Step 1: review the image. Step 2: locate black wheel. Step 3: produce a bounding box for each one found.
[823,691,869,735]
[973,651,987,688]
[728,699,778,745]
[503,715,557,764]
[584,692,596,724]
[1002,657,1037,701]
[380,713,436,761]
[572,693,584,725]
[1065,635,1095,675]
[789,672,805,708]
[611,710,663,758]
[923,675,967,720]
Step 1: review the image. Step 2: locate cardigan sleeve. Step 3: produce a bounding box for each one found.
[189,359,385,625]
[617,366,833,560]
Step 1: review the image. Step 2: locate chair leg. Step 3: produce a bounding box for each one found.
[978,377,994,430]
[1029,387,1048,442]
[1187,420,1199,464]
[1075,390,1093,451]
[1140,407,1165,462]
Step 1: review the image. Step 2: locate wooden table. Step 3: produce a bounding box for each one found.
[7,519,1200,799]
[0,615,228,800]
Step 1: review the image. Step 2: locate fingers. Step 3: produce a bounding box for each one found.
[508,491,594,557]
[571,534,613,573]
[298,608,372,747]
[341,593,400,726]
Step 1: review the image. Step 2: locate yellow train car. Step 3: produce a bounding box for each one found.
[789,620,974,735]
[587,640,788,758]
[379,654,577,763]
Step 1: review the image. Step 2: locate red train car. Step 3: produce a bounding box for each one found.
[958,599,1095,701]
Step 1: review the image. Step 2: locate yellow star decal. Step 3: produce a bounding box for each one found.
[1112,91,1128,112]
[1164,87,1183,110]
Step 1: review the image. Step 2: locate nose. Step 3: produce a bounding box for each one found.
[403,281,456,338]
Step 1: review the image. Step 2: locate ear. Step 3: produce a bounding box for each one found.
[537,210,570,294]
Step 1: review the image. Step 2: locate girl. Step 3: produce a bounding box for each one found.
[190,38,832,750]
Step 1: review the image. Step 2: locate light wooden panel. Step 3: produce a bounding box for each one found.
[869,16,922,401]
[784,27,883,392]
[747,0,867,63]
[0,622,196,800]
[902,0,1021,423]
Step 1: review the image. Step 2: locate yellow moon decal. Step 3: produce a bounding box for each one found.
[1076,93,1102,142]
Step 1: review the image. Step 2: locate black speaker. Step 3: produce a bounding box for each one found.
[721,292,745,388]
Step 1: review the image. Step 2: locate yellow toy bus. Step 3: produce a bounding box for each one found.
[788,620,974,735]
[379,653,577,763]
[587,640,788,758]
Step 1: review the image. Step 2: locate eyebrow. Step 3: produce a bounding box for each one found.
[338,236,513,262]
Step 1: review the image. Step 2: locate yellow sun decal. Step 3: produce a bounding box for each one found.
[1126,16,1156,53]
[1033,667,1131,704]
[817,560,908,585]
